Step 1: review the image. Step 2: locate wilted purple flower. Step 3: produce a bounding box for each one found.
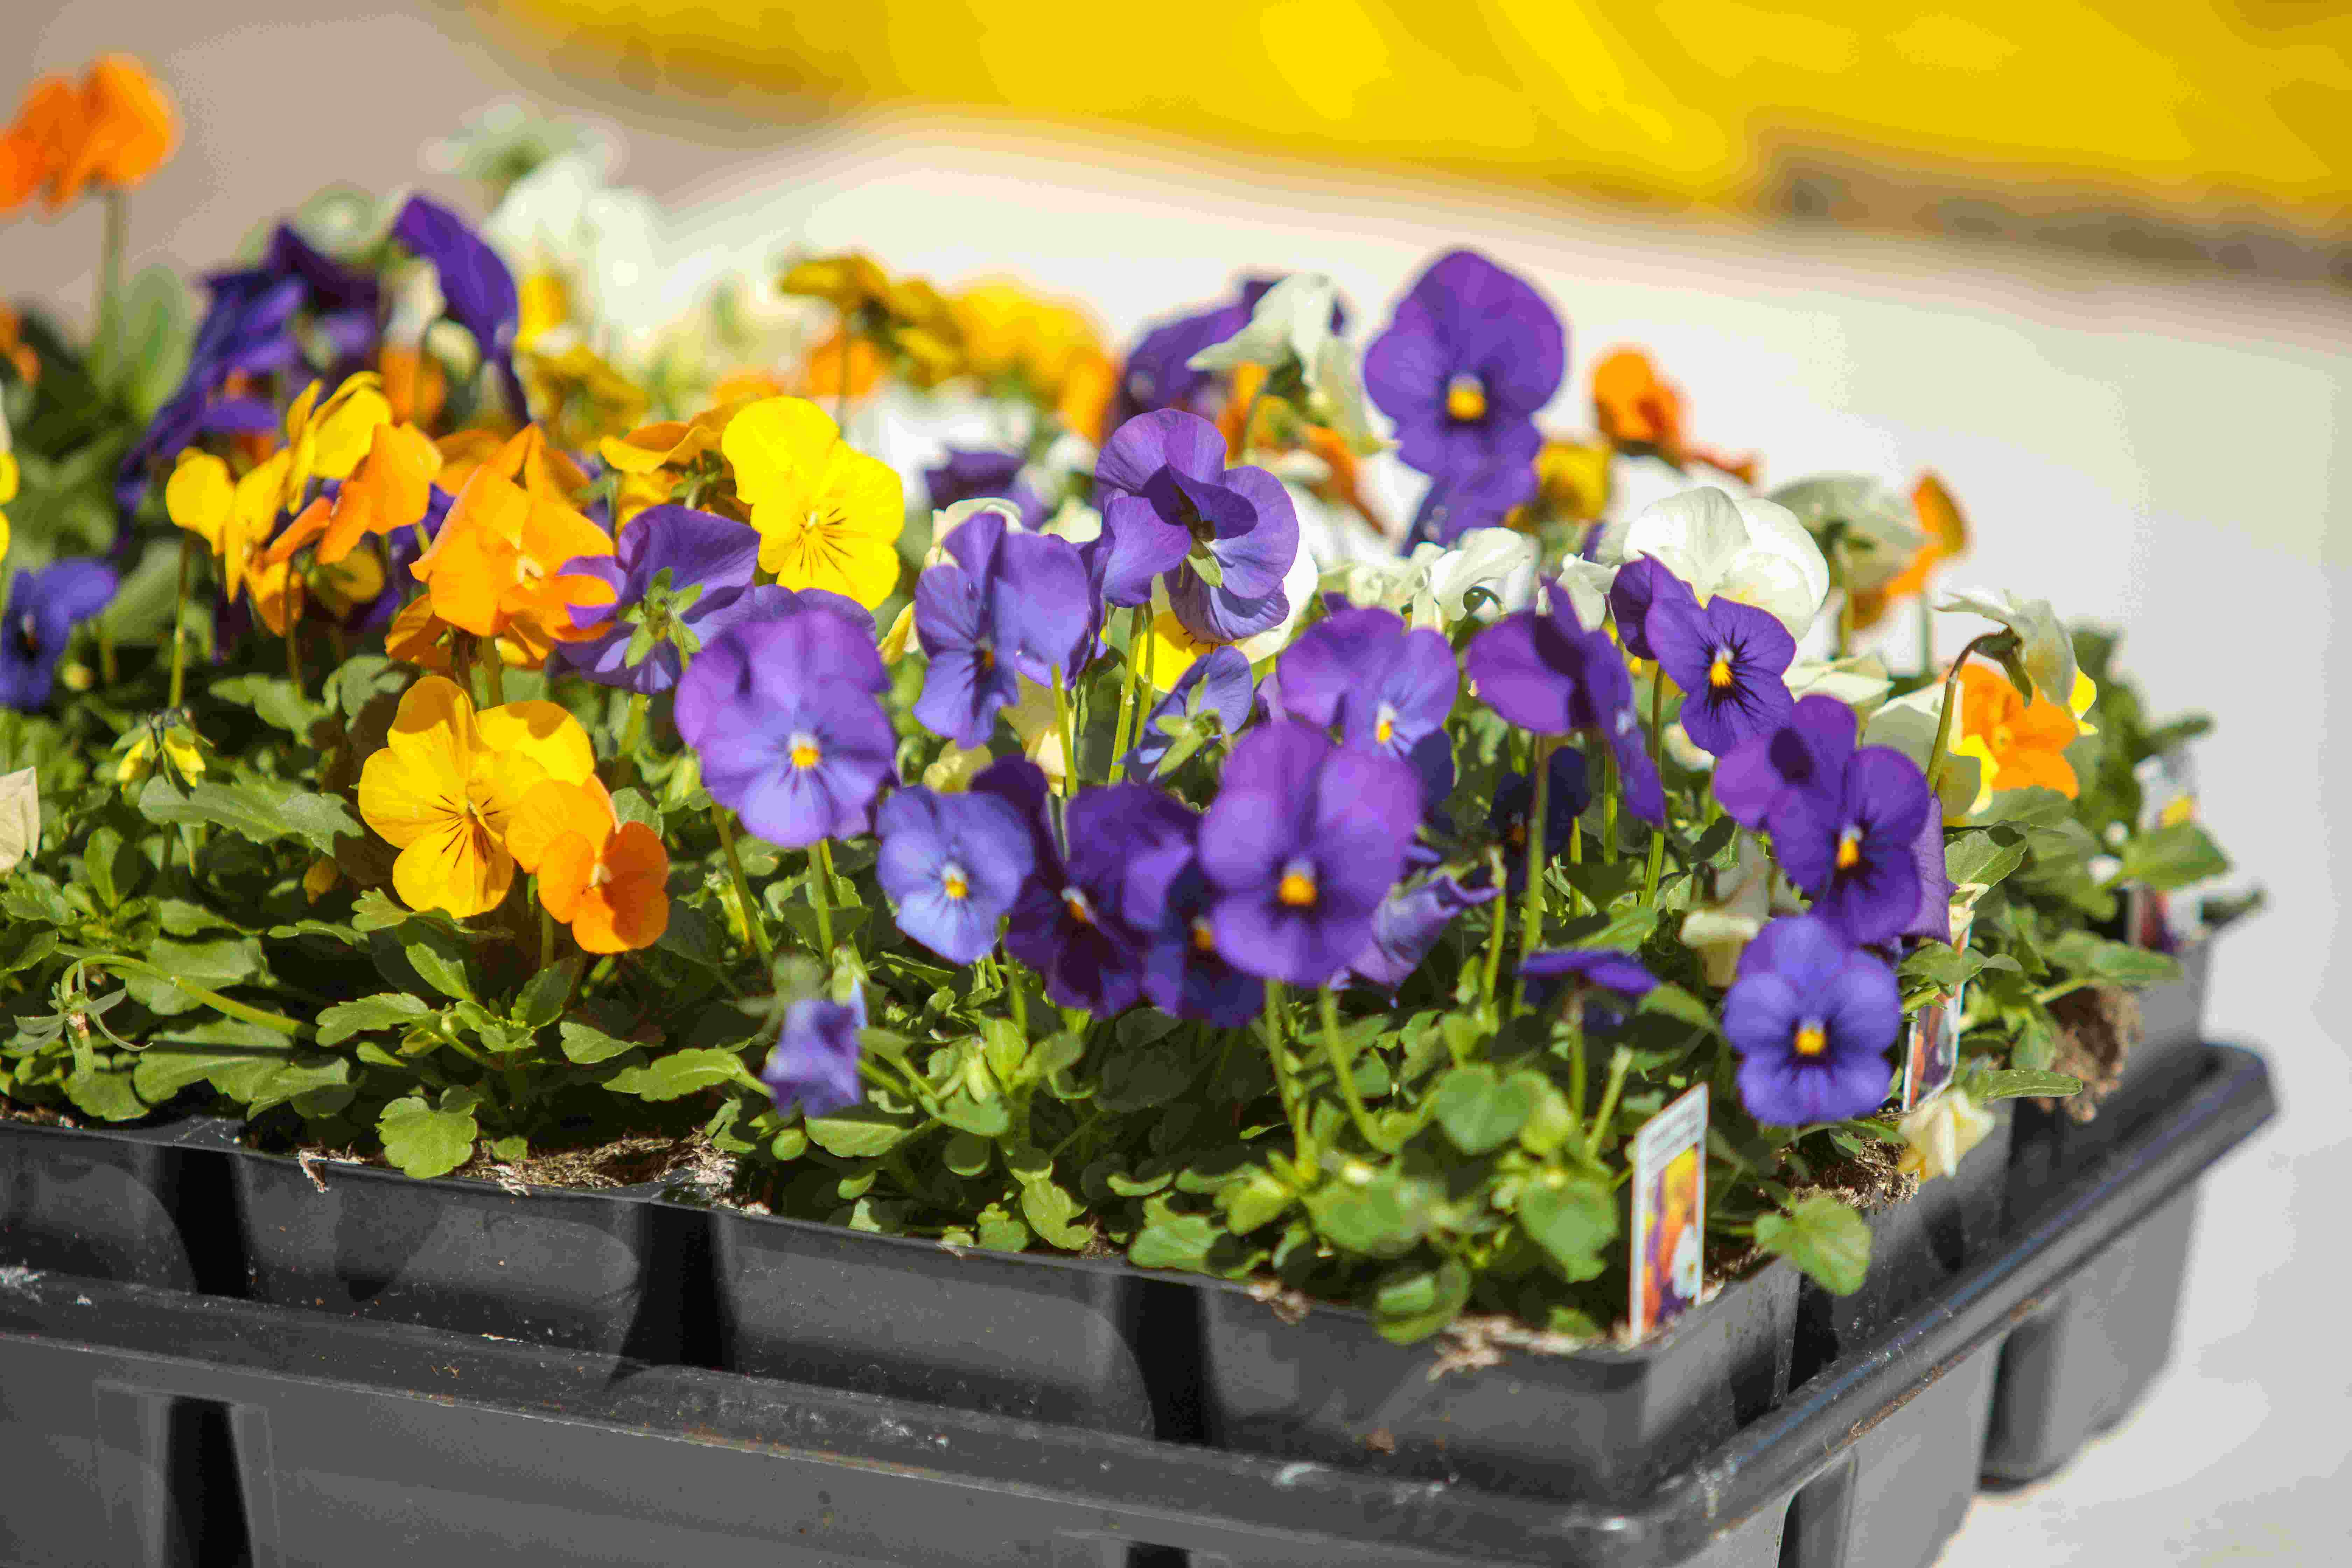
[552,505,764,694]
[761,988,867,1118]
[1640,567,1796,757]
[1520,947,1658,1006]
[1365,250,1563,509]
[913,508,1097,745]
[1269,605,1457,762]
[0,561,119,710]
[1126,643,1256,776]
[1770,747,1932,946]
[1197,722,1421,987]
[925,449,1045,528]
[1722,916,1898,1125]
[875,786,1038,964]
[675,607,895,847]
[1489,747,1593,888]
[1004,783,1194,1015]
[1465,584,1663,824]
[1342,873,1500,992]
[1092,410,1298,642]
[392,195,526,419]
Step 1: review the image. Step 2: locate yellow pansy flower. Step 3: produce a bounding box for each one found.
[0,446,18,564]
[721,396,903,608]
[356,675,596,917]
[164,448,290,602]
[951,281,1106,402]
[281,373,393,507]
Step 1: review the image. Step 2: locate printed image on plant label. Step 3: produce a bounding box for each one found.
[1629,1084,1708,1339]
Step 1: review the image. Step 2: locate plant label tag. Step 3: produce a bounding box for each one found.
[2129,751,2199,952]
[1898,902,1973,1111]
[1629,1083,1707,1340]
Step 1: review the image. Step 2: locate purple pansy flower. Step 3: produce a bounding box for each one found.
[913,508,1097,745]
[1143,856,1267,1027]
[1465,583,1664,824]
[875,785,1038,964]
[1092,410,1298,643]
[1608,554,1682,663]
[1770,746,1933,947]
[1408,449,1548,545]
[1197,722,1422,987]
[1520,947,1659,1006]
[1712,695,1855,830]
[1638,564,1796,757]
[0,561,120,711]
[1898,813,1956,946]
[1722,916,1899,1125]
[551,505,767,694]
[1112,276,1332,425]
[925,449,1046,528]
[1489,747,1594,888]
[1365,250,1563,513]
[1126,643,1256,775]
[1268,605,1458,761]
[1342,873,1501,992]
[1003,783,1194,1015]
[761,989,867,1118]
[392,194,526,419]
[675,606,895,848]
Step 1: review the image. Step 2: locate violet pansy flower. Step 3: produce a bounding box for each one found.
[552,505,765,695]
[761,989,867,1119]
[675,606,895,848]
[1126,643,1255,776]
[925,448,1046,529]
[913,507,1097,746]
[1465,583,1664,825]
[1342,873,1500,993]
[1197,722,1421,987]
[1712,695,1857,830]
[875,785,1037,964]
[0,561,120,711]
[392,194,526,420]
[1366,249,1564,528]
[1639,560,1797,756]
[1489,747,1594,888]
[1519,947,1659,1005]
[1003,783,1193,1015]
[1770,746,1933,947]
[1268,605,1457,762]
[1722,916,1899,1125]
[1092,409,1299,643]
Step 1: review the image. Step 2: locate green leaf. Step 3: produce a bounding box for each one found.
[558,1020,640,1064]
[1518,1175,1617,1280]
[1018,1173,1092,1250]
[351,890,413,933]
[1971,1066,2085,1101]
[1371,1258,1471,1343]
[133,1042,292,1102]
[378,1093,480,1179]
[211,674,320,736]
[2048,930,2182,989]
[317,992,435,1046]
[942,1131,993,1177]
[603,1046,755,1101]
[2118,822,2229,891]
[400,928,473,1001]
[1640,982,1722,1035]
[0,924,57,976]
[119,938,261,1017]
[1096,1034,1196,1111]
[64,1063,149,1122]
[609,787,661,830]
[1306,1173,1430,1256]
[804,1109,912,1157]
[1757,1194,1872,1296]
[1129,1211,1221,1270]
[976,1204,1032,1253]
[136,777,357,856]
[1433,1064,1531,1155]
[512,958,581,1030]
[1217,1170,1294,1234]
[1945,831,2027,890]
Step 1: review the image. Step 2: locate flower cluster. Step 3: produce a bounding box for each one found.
[0,88,2241,1341]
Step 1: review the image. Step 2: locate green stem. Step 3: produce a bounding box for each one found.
[1917,597,1936,681]
[538,892,557,972]
[810,841,840,958]
[479,645,505,706]
[1567,994,1588,1124]
[1107,606,1146,783]
[709,805,774,967]
[1514,735,1555,1011]
[94,189,126,387]
[1008,964,1030,1040]
[1319,986,1394,1153]
[1262,979,1311,1166]
[1600,743,1620,865]
[1924,631,2007,799]
[1641,670,1668,904]
[1050,669,1078,793]
[1588,1045,1633,1158]
[1480,845,1510,1030]
[167,534,195,710]
[2033,978,2092,1006]
[68,952,304,1035]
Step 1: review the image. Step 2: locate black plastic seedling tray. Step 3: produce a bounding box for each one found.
[0,1044,2273,1568]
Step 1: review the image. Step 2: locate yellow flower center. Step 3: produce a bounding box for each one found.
[1445,374,1487,422]
[789,733,822,770]
[513,552,546,587]
[1835,827,1863,870]
[1794,1022,1828,1058]
[942,865,969,901]
[589,860,613,889]
[1063,887,1094,925]
[1374,706,1396,746]
[1709,650,1735,689]
[1191,916,1218,953]
[1278,865,1318,908]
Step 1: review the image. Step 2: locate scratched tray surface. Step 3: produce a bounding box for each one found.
[0,1046,2275,1568]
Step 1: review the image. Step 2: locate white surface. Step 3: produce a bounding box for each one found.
[12,6,2350,1558]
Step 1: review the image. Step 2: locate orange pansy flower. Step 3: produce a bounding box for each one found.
[410,427,616,665]
[1853,472,1971,632]
[316,422,442,564]
[1954,664,2079,802]
[0,57,175,214]
[796,329,886,405]
[508,775,670,953]
[1594,347,1685,454]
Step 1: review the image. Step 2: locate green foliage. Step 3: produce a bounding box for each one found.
[1757,1194,1872,1296]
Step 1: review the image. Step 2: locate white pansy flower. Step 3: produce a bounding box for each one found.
[1938,588,2095,722]
[920,744,993,793]
[1187,273,1382,455]
[1787,654,1893,720]
[1769,474,1923,596]
[1002,680,1071,791]
[1595,488,1831,640]
[1541,556,1616,634]
[1416,528,1539,629]
[1864,685,1984,821]
[1897,1088,1997,1182]
[0,767,38,876]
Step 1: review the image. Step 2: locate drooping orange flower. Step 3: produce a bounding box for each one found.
[0,57,176,215]
[1851,472,1972,631]
[408,427,615,666]
[506,775,670,952]
[1953,663,2079,802]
